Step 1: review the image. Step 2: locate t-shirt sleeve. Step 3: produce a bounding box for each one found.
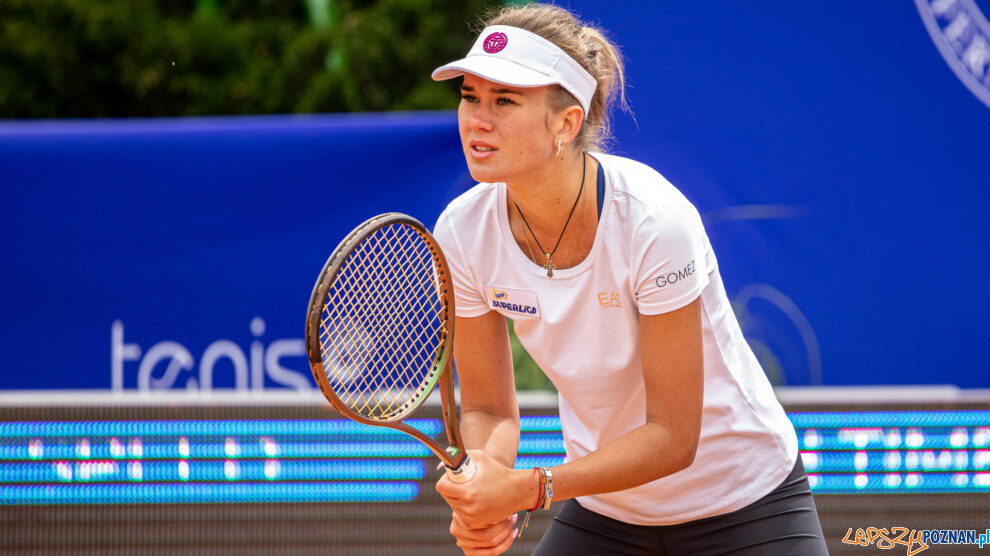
[433,212,491,318]
[633,201,711,315]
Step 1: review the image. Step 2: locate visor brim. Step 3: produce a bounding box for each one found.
[432,55,558,89]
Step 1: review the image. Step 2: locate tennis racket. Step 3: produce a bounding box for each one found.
[305,212,476,482]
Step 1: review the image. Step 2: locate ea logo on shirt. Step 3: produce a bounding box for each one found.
[915,0,990,109]
[598,292,621,308]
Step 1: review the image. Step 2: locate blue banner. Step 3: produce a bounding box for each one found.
[1,114,470,391]
[571,0,990,387]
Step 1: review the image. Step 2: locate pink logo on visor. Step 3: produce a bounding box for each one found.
[483,32,508,53]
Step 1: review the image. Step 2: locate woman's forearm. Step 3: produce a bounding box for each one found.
[550,421,697,504]
[460,408,520,468]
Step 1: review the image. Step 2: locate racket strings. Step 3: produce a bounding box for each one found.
[350,239,434,397]
[326,242,409,412]
[319,223,448,421]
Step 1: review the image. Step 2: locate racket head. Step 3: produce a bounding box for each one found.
[305,213,455,428]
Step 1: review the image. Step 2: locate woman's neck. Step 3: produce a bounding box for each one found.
[504,151,599,271]
[505,151,588,237]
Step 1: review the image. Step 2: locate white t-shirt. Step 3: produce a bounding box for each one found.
[433,153,798,526]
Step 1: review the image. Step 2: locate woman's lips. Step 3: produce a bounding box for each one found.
[469,141,497,159]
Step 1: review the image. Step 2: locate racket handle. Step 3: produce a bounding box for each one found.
[445,453,476,483]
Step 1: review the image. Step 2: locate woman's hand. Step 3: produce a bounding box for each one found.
[449,511,518,555]
[436,450,536,529]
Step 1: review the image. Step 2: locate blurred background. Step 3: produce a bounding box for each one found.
[1,0,989,554]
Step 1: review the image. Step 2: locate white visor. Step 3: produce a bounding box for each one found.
[432,25,597,119]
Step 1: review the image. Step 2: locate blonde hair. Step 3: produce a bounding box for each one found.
[479,4,628,152]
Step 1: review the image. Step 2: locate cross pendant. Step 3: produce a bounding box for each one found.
[543,255,556,278]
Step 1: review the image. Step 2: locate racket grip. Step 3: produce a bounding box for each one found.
[445,453,476,483]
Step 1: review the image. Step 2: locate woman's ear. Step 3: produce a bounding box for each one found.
[553,104,585,147]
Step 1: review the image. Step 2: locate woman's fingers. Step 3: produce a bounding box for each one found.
[451,512,518,552]
[488,523,519,556]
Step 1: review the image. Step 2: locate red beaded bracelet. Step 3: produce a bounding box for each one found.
[529,467,545,511]
[518,467,547,538]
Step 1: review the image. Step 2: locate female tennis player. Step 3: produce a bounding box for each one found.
[431,5,827,555]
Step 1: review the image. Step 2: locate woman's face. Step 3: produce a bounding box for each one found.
[457,73,556,184]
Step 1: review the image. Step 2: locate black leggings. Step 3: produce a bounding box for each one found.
[533,458,827,555]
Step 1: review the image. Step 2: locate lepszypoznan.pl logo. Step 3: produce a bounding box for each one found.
[842,527,989,554]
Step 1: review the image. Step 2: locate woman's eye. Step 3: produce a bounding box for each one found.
[460,94,478,103]
[496,97,515,106]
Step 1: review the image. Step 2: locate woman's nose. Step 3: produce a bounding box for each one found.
[467,104,494,132]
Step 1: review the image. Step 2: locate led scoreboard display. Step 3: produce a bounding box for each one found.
[1,396,988,554]
[2,410,988,505]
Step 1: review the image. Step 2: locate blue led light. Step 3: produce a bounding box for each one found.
[518,434,566,454]
[787,411,990,428]
[0,459,427,483]
[0,419,442,439]
[798,450,975,473]
[0,439,431,461]
[0,481,420,505]
[793,429,984,451]
[515,455,566,469]
[806,472,990,494]
[520,416,562,432]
